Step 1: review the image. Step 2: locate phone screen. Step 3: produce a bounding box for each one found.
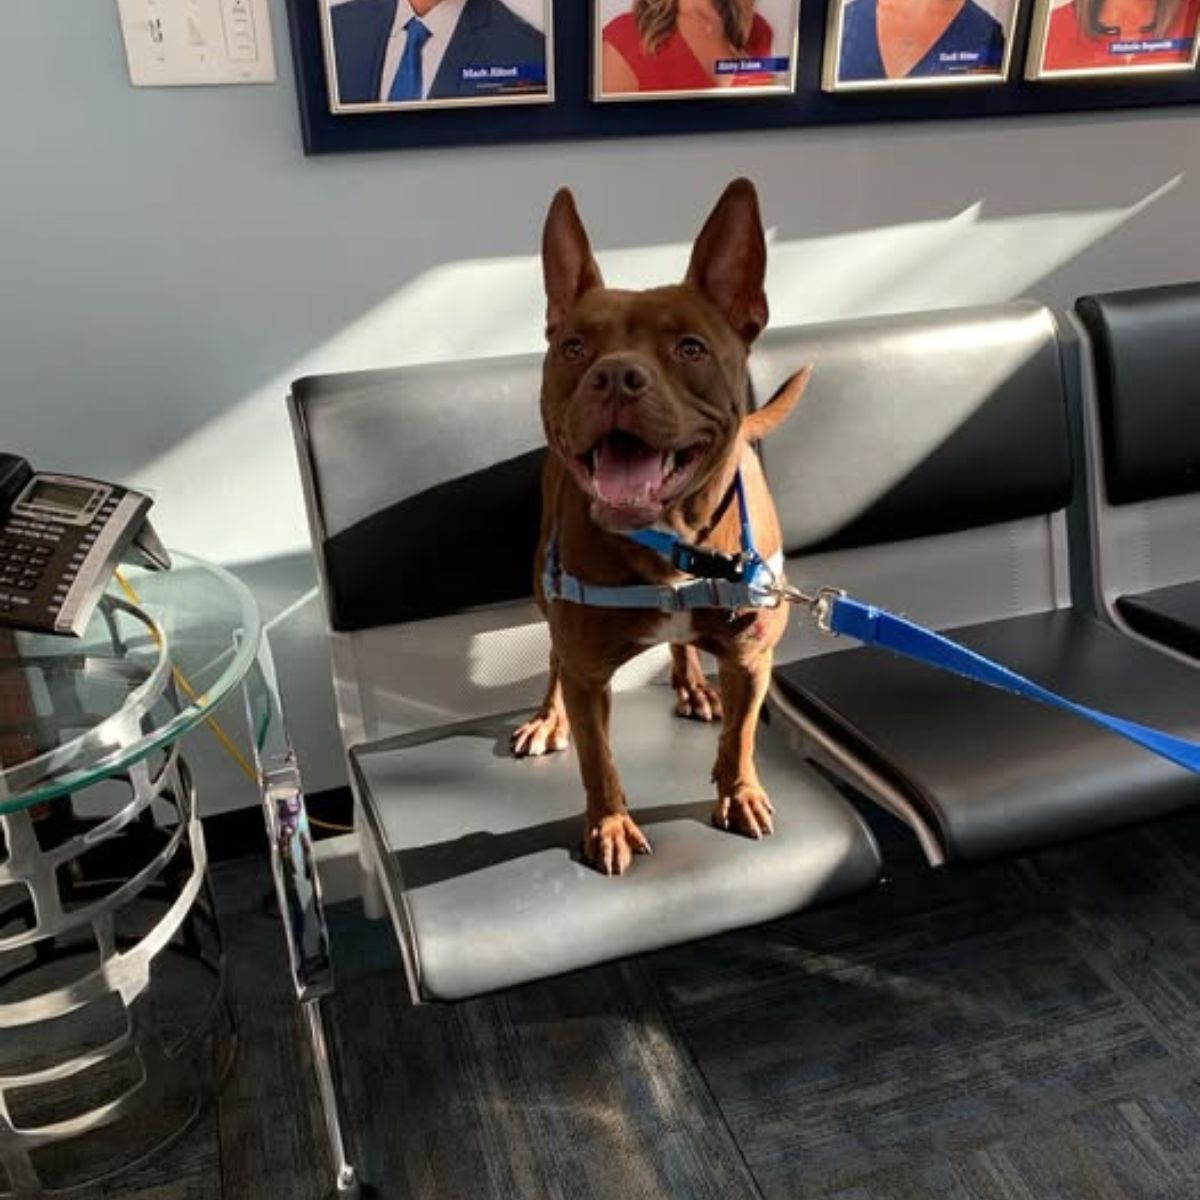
[28,479,95,516]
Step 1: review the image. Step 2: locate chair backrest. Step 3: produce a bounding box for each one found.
[289,301,1075,743]
[748,302,1075,662]
[289,355,564,748]
[290,355,546,633]
[1073,283,1200,610]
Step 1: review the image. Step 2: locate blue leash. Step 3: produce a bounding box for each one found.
[814,593,1200,775]
[545,466,1200,775]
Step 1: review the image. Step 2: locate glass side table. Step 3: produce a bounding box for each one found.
[0,554,355,1198]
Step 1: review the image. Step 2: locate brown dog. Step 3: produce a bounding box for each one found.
[511,178,809,876]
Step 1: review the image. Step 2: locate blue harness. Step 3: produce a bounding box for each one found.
[542,471,782,613]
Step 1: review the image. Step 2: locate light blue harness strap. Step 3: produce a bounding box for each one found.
[542,543,783,612]
[828,595,1200,775]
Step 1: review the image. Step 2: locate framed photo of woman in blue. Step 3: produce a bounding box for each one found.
[822,0,1019,90]
[320,0,553,113]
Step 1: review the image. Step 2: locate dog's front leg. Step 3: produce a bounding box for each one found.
[511,653,571,758]
[711,651,775,839]
[560,668,651,875]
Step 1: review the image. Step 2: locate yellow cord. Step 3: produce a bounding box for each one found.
[308,815,354,834]
[113,569,353,833]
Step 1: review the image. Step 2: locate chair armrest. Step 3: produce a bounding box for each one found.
[243,634,333,1003]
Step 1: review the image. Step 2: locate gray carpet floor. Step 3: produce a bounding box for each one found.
[66,806,1200,1200]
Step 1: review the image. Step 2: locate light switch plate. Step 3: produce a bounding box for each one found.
[117,0,276,86]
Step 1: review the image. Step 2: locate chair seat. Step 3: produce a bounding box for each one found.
[773,609,1200,863]
[350,687,881,1001]
[1118,581,1200,661]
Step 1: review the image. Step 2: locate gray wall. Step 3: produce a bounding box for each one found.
[4,1,1199,812]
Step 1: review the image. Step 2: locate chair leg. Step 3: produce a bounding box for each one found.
[243,636,362,1197]
[303,996,359,1197]
[359,848,388,922]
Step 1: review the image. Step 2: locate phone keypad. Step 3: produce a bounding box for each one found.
[0,521,76,620]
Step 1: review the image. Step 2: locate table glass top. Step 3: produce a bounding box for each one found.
[0,553,261,812]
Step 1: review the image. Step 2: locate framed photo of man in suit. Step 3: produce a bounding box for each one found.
[321,0,553,111]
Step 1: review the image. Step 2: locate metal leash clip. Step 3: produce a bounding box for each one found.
[765,580,846,634]
[671,542,751,583]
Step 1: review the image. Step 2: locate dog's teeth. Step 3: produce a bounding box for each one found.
[662,451,675,476]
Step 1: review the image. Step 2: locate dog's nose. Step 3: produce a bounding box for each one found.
[585,358,651,405]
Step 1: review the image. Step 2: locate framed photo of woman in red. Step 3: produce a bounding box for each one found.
[1027,0,1200,78]
[593,0,801,101]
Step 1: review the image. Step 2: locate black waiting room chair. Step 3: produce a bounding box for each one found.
[279,297,1200,1199]
[287,356,882,1003]
[751,302,1200,866]
[1072,283,1200,664]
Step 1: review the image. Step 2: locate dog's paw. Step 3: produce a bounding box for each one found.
[713,784,775,840]
[511,709,571,758]
[584,813,652,876]
[674,679,723,723]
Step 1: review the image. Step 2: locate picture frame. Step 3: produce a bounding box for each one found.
[319,0,555,114]
[284,0,1200,156]
[591,0,801,103]
[823,0,1021,91]
[1026,0,1200,79]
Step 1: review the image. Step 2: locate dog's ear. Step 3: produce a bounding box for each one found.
[744,366,811,442]
[685,178,768,345]
[542,188,604,339]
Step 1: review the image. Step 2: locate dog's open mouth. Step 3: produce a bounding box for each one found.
[569,430,706,526]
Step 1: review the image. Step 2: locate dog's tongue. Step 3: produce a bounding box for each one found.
[594,434,663,503]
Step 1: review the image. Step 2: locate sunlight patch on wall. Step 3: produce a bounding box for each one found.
[130,179,1180,570]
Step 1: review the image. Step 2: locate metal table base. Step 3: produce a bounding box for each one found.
[0,748,233,1197]
[1,562,357,1198]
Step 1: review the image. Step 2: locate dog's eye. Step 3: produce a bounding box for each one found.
[560,335,587,362]
[674,335,710,363]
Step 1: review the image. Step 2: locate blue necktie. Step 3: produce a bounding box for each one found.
[387,17,431,101]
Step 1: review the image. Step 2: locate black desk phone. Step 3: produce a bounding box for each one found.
[0,454,170,637]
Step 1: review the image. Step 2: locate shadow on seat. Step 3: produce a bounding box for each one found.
[352,688,879,1001]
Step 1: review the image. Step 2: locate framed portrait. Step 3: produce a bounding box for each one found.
[320,0,554,112]
[592,0,801,101]
[1026,0,1200,78]
[823,0,1019,90]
